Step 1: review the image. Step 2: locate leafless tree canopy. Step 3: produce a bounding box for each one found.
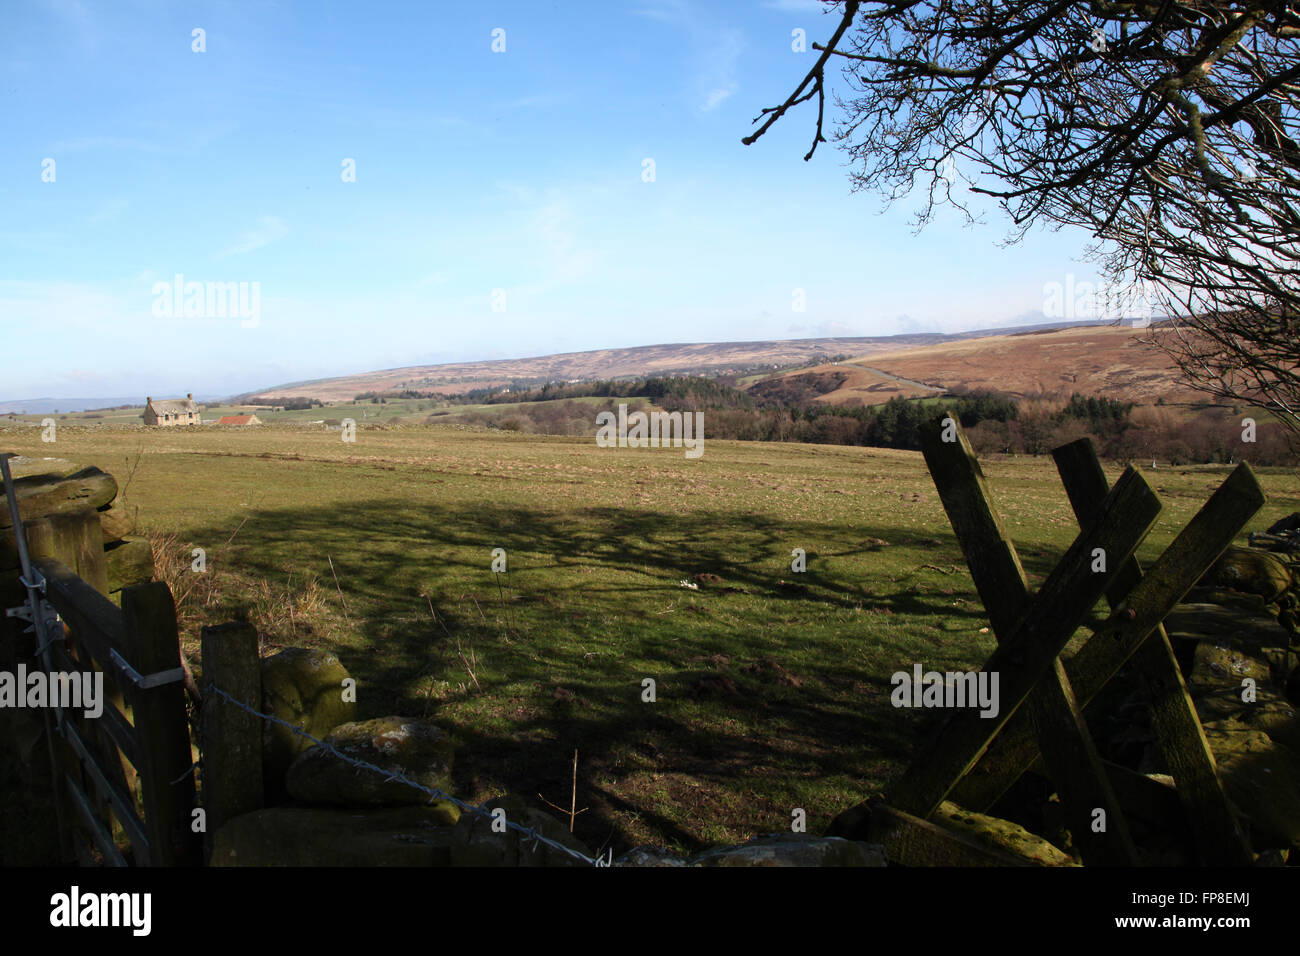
[748,1,1300,433]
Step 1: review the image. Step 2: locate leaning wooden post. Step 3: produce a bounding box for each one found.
[885,465,1163,819]
[949,457,1264,861]
[199,620,263,859]
[120,582,201,866]
[916,414,1140,865]
[1052,438,1255,865]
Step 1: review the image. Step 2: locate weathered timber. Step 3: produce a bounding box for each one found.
[950,457,1264,841]
[886,465,1162,819]
[868,803,1042,866]
[2,501,137,570]
[121,583,201,866]
[918,415,1029,634]
[1054,439,1254,865]
[46,511,138,853]
[34,558,129,674]
[200,620,264,860]
[48,511,109,598]
[919,416,1138,865]
[0,467,118,529]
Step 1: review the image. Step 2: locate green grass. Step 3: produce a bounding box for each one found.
[3,422,1296,855]
[6,394,630,429]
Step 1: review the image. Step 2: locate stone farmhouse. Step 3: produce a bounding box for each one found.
[143,394,201,426]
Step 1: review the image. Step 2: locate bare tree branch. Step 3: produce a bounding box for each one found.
[746,0,1300,435]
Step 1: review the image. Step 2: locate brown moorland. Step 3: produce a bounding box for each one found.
[856,324,1205,405]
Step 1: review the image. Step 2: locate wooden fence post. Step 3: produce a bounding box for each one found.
[199,620,263,859]
[43,510,145,859]
[121,582,201,866]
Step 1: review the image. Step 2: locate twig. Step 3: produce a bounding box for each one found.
[287,571,296,640]
[456,637,480,690]
[425,594,455,639]
[495,569,519,635]
[468,593,487,625]
[118,443,145,503]
[742,0,860,161]
[327,554,351,620]
[178,648,202,704]
[419,594,457,715]
[537,749,587,833]
[570,748,578,830]
[225,515,249,547]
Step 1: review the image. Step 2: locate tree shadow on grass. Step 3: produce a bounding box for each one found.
[180,498,983,854]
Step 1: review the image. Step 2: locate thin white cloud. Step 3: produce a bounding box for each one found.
[701,85,736,112]
[215,216,288,259]
[632,2,747,113]
[480,184,605,306]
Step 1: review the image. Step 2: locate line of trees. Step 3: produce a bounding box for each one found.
[426,379,1294,465]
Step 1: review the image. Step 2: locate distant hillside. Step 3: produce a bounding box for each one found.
[746,363,944,406]
[854,323,1203,405]
[244,320,1122,403]
[744,324,1197,409]
[0,397,143,415]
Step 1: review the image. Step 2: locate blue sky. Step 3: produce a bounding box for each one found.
[2,0,1107,401]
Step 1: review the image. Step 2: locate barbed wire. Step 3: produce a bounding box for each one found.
[203,683,602,867]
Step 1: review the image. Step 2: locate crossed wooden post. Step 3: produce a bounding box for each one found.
[869,416,1261,866]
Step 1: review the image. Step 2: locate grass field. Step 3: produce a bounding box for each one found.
[3,422,1296,855]
[4,394,626,429]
